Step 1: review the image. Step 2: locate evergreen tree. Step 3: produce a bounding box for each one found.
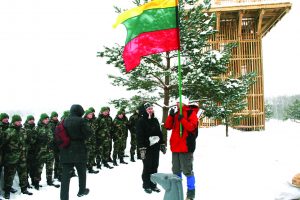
[265,103,273,120]
[285,99,300,121]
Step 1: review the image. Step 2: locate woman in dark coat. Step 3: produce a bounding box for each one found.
[60,104,91,200]
[136,102,166,194]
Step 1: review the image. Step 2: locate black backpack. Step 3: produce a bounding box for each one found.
[186,108,199,153]
[55,120,70,149]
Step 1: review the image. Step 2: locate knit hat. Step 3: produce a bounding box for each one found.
[11,114,22,123]
[85,109,93,116]
[50,111,58,118]
[26,115,35,121]
[106,107,110,111]
[117,110,123,115]
[0,113,9,121]
[144,102,153,110]
[40,113,49,121]
[89,107,95,113]
[100,107,108,113]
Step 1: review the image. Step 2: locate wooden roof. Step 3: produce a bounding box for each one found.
[206,1,292,37]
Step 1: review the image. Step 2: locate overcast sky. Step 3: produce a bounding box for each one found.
[0,0,299,117]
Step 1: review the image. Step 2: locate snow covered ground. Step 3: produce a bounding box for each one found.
[1,119,300,200]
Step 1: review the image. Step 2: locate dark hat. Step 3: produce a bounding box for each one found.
[89,107,95,112]
[100,107,108,113]
[40,113,49,121]
[26,115,35,121]
[144,102,153,110]
[11,114,22,123]
[0,113,9,121]
[117,110,123,115]
[50,111,58,118]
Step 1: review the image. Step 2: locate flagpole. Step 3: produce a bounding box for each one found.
[177,49,183,137]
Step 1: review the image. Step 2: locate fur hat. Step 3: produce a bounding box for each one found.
[0,113,9,121]
[40,113,49,121]
[11,114,22,123]
[50,111,58,118]
[26,115,35,121]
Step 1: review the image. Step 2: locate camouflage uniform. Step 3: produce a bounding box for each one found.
[97,107,113,168]
[2,115,31,197]
[84,109,98,172]
[35,113,56,187]
[48,112,61,180]
[0,113,10,197]
[128,111,140,161]
[111,110,129,165]
[23,116,38,186]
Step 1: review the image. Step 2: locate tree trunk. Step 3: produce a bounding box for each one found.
[225,117,229,137]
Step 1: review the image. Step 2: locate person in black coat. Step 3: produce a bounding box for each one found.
[60,104,92,200]
[136,102,166,194]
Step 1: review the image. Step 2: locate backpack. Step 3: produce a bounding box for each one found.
[55,119,70,149]
[186,107,199,153]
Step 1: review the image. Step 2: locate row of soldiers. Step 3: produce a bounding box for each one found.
[0,106,140,199]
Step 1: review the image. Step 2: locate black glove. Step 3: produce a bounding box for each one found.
[169,108,175,117]
[160,144,166,154]
[178,114,183,121]
[139,147,147,160]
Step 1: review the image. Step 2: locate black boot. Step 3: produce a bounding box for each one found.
[120,157,128,164]
[103,162,113,169]
[77,188,89,197]
[4,191,10,199]
[88,167,99,174]
[113,158,118,166]
[10,188,17,193]
[47,180,60,188]
[130,154,136,162]
[21,188,33,195]
[96,163,101,169]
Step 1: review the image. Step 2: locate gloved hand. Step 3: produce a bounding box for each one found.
[169,108,175,117]
[178,114,183,121]
[160,144,166,154]
[139,147,147,160]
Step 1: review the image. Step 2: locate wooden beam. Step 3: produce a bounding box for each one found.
[257,9,265,36]
[207,2,291,13]
[238,10,244,37]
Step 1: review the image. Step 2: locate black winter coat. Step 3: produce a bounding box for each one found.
[136,106,164,148]
[60,104,91,164]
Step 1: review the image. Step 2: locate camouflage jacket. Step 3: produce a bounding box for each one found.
[2,124,27,164]
[128,112,139,134]
[97,114,113,138]
[112,116,128,140]
[36,120,54,160]
[23,122,38,151]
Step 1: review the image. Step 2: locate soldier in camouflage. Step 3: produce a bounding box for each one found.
[128,109,141,162]
[97,107,113,169]
[84,109,99,174]
[111,110,129,166]
[120,108,130,158]
[0,113,10,198]
[106,107,113,162]
[23,115,38,188]
[88,107,98,167]
[35,113,60,189]
[48,111,62,181]
[2,115,33,199]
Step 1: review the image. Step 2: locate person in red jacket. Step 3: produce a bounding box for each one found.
[164,98,199,200]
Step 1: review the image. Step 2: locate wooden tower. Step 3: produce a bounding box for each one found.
[203,0,292,130]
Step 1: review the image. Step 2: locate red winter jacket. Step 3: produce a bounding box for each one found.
[164,105,199,153]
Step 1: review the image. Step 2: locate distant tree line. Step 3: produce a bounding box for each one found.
[265,95,300,121]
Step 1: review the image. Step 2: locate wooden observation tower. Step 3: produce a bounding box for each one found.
[203,0,292,130]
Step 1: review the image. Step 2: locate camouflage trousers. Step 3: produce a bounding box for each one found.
[4,161,28,191]
[86,142,97,168]
[54,150,62,179]
[36,155,54,183]
[113,137,126,160]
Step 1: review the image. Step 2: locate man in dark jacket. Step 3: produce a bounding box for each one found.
[136,102,166,194]
[60,104,91,200]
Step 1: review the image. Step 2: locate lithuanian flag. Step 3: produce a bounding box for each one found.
[113,0,179,72]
